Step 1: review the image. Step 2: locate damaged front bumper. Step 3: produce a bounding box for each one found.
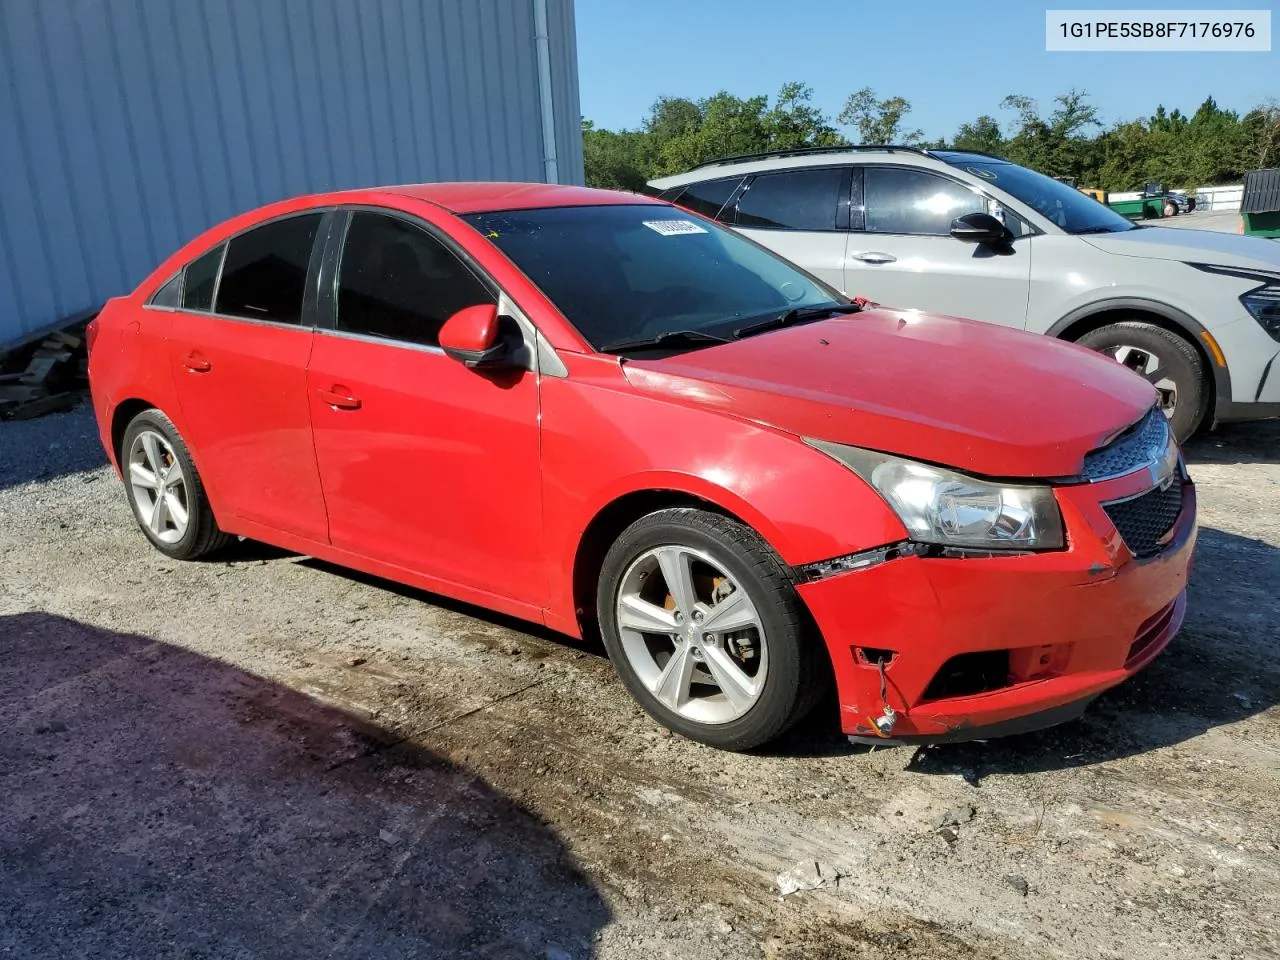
[796,474,1197,745]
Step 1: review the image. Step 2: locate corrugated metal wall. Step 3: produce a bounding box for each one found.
[0,0,583,348]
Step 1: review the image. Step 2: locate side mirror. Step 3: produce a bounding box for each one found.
[439,304,511,369]
[949,212,1009,244]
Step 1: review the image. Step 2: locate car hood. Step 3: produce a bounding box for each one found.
[621,309,1157,478]
[1082,225,1280,272]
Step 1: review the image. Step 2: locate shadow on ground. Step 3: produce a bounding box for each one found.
[0,612,610,960]
[1185,418,1280,466]
[771,525,1279,778]
[0,401,106,490]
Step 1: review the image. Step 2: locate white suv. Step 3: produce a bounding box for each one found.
[648,147,1280,440]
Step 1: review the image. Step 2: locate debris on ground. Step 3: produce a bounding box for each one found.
[776,860,826,897]
[1003,875,1030,897]
[932,805,976,830]
[0,319,92,421]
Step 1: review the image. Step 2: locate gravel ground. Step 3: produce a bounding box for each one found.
[1,402,1278,960]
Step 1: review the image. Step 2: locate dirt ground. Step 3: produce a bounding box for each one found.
[1,404,1277,960]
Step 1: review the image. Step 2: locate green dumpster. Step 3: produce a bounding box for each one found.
[1241,168,1280,239]
[1108,182,1166,220]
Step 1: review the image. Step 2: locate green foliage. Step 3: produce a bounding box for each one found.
[837,87,923,145]
[582,83,850,189]
[582,86,1280,193]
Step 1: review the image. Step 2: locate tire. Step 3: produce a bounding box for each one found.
[1074,322,1208,442]
[120,409,231,560]
[1163,201,1178,217]
[596,508,829,751]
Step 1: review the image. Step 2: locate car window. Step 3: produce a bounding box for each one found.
[150,272,182,308]
[215,214,323,324]
[462,205,839,351]
[942,158,1137,234]
[734,168,843,231]
[864,168,985,236]
[181,244,224,312]
[673,177,742,220]
[336,212,494,348]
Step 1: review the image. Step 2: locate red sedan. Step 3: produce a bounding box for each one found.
[86,183,1196,750]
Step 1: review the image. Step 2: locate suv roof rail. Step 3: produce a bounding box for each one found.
[689,144,935,170]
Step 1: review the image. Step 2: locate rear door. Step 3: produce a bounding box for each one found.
[306,210,544,605]
[843,165,1032,327]
[166,212,330,542]
[726,167,851,290]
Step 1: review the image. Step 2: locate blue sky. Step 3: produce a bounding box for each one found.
[575,0,1278,138]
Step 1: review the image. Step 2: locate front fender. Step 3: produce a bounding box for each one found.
[540,358,907,632]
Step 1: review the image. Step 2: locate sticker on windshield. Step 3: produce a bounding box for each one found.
[966,166,997,180]
[642,219,708,236]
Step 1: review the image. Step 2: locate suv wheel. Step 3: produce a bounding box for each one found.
[596,508,829,750]
[1075,321,1208,441]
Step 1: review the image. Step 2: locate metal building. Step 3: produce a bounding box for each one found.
[0,0,583,349]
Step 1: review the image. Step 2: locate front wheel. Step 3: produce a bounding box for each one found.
[596,508,829,751]
[1075,321,1208,442]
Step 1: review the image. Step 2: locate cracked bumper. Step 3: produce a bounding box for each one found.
[797,477,1196,743]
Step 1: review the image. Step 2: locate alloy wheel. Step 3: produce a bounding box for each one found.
[1101,344,1179,419]
[614,545,768,725]
[127,429,190,544]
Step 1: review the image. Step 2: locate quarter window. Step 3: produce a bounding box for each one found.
[151,272,182,308]
[734,168,843,231]
[673,177,743,220]
[864,168,985,235]
[181,244,224,312]
[335,213,494,347]
[215,214,323,324]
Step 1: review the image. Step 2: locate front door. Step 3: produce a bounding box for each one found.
[306,211,544,607]
[843,166,1032,328]
[167,213,329,542]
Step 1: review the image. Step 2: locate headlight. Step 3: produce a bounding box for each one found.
[806,440,1065,550]
[1241,284,1280,341]
[1186,263,1280,342]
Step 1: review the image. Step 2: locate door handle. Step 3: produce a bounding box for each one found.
[318,386,361,410]
[182,353,212,373]
[850,252,897,264]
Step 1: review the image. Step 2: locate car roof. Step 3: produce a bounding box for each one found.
[647,148,1008,189]
[347,181,662,214]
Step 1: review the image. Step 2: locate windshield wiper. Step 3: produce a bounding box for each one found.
[733,302,864,339]
[1074,225,1134,234]
[599,329,732,354]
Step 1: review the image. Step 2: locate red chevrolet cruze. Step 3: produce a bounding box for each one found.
[87,183,1196,750]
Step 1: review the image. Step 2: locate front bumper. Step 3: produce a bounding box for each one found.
[798,474,1197,743]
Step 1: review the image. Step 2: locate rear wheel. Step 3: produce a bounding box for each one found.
[121,409,230,560]
[1075,321,1208,441]
[597,508,829,751]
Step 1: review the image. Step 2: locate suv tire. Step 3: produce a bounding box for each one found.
[1075,321,1208,441]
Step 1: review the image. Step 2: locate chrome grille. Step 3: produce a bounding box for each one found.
[1103,483,1184,559]
[1082,409,1170,482]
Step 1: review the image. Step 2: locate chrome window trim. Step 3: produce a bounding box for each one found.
[314,326,445,356]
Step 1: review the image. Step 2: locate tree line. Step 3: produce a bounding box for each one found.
[583,83,1280,194]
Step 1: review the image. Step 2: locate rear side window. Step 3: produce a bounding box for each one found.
[864,168,985,235]
[672,177,742,220]
[181,244,224,311]
[215,214,323,324]
[335,212,494,347]
[150,272,182,308]
[734,168,844,231]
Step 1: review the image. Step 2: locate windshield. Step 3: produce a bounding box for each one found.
[948,160,1138,235]
[461,205,842,351]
